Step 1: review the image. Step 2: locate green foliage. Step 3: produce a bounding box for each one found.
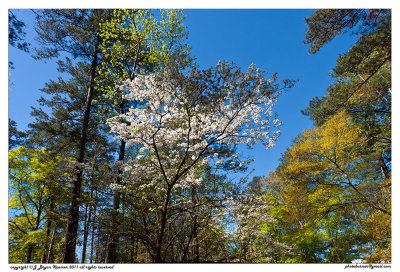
[303,10,391,167]
[9,147,70,263]
[95,9,191,117]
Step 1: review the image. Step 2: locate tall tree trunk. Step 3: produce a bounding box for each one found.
[41,202,54,263]
[205,240,208,261]
[63,45,99,263]
[105,103,126,264]
[191,187,200,263]
[81,197,92,263]
[104,186,121,263]
[26,245,34,263]
[181,225,194,262]
[47,228,56,263]
[154,185,173,263]
[181,187,199,263]
[96,228,104,263]
[193,233,199,263]
[41,227,50,263]
[90,191,98,264]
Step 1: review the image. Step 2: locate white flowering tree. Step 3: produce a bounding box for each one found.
[107,61,294,262]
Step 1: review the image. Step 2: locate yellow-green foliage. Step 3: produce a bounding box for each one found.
[283,110,363,179]
[9,146,67,263]
[266,110,391,263]
[95,9,189,117]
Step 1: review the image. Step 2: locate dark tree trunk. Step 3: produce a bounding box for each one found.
[47,228,56,263]
[26,245,34,263]
[192,188,200,263]
[90,191,98,264]
[63,45,98,263]
[105,103,126,263]
[81,197,92,263]
[154,185,173,263]
[41,201,54,263]
[193,236,199,262]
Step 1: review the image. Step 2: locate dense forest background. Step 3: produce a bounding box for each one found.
[8,9,391,264]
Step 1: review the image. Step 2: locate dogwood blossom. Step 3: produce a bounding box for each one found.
[108,61,292,188]
[107,61,293,261]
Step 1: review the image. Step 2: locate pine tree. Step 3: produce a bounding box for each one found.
[32,9,114,262]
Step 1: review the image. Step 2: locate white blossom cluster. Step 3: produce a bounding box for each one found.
[107,62,284,189]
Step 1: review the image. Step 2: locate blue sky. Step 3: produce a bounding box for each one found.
[8,9,357,180]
